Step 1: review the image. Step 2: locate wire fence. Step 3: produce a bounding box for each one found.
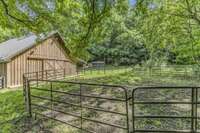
[22,65,200,87]
[133,65,200,78]
[78,65,132,75]
[23,66,133,86]
[132,65,200,81]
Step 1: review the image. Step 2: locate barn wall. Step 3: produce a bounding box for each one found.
[7,37,76,88]
[0,63,7,87]
[7,50,29,87]
[0,63,6,76]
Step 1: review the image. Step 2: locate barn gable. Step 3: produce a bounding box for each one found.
[0,32,76,88]
[0,31,72,62]
[27,36,70,62]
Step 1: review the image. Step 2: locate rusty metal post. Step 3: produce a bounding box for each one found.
[26,80,32,117]
[46,70,48,80]
[80,84,83,132]
[23,75,27,112]
[184,67,187,80]
[64,68,66,78]
[191,88,198,132]
[36,72,39,87]
[0,76,4,89]
[2,76,4,88]
[54,69,56,79]
[50,82,54,126]
[132,89,135,133]
[104,65,106,74]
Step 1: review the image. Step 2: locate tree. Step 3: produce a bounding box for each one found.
[134,0,200,64]
[0,0,114,59]
[88,1,148,65]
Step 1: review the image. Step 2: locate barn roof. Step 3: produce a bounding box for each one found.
[0,32,68,62]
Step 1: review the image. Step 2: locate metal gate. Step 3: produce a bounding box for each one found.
[0,76,5,89]
[132,87,200,133]
[23,77,200,133]
[24,79,130,133]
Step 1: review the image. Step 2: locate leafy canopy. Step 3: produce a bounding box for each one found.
[1,0,200,64]
[0,0,114,59]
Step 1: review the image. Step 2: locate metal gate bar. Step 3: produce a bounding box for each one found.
[0,76,5,89]
[26,79,130,133]
[132,87,199,133]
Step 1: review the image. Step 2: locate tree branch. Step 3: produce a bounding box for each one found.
[0,0,40,32]
[185,0,200,25]
[0,0,28,25]
[80,0,109,43]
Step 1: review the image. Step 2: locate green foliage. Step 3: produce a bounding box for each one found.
[134,0,200,64]
[88,1,148,65]
[1,0,200,64]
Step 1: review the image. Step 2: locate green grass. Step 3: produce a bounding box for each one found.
[0,89,25,133]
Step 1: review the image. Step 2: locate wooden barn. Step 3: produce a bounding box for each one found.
[0,32,77,88]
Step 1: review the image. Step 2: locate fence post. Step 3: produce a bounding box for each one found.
[63,68,66,78]
[50,82,54,125]
[191,88,198,132]
[77,68,79,76]
[124,89,129,133]
[160,66,162,76]
[148,67,151,77]
[46,70,48,80]
[26,80,32,117]
[0,76,4,89]
[36,72,39,87]
[80,84,83,131]
[42,70,44,80]
[104,65,106,74]
[0,76,3,89]
[23,76,26,101]
[132,89,135,133]
[54,69,56,79]
[83,67,85,74]
[2,76,4,88]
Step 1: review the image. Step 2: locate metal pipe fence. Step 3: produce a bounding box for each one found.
[132,86,200,133]
[133,65,200,79]
[23,68,75,80]
[23,78,200,132]
[23,66,133,86]
[0,76,5,89]
[23,65,200,81]
[25,79,130,133]
[22,65,200,132]
[78,66,132,75]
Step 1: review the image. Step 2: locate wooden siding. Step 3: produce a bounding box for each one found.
[6,37,76,87]
[0,63,6,76]
[0,63,7,87]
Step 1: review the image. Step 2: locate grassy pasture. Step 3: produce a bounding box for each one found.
[0,65,200,133]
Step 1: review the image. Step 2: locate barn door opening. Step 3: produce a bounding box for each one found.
[27,57,72,80]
